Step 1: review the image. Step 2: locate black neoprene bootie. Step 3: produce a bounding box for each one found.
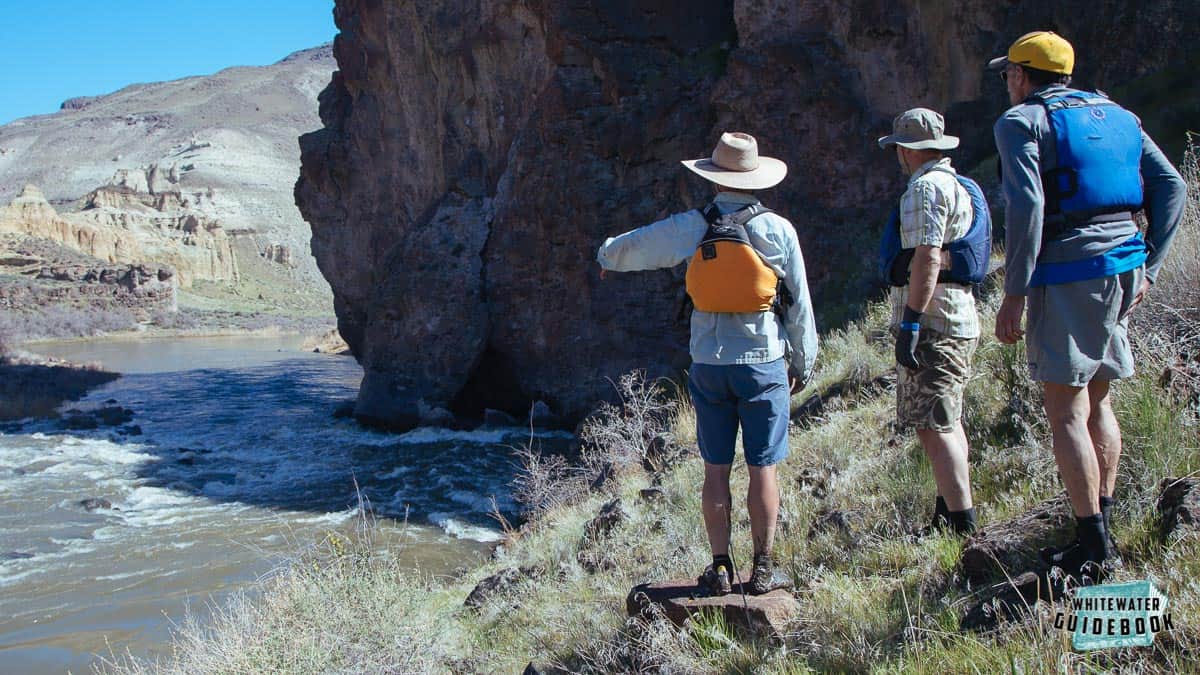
[947,507,977,535]
[1044,515,1109,586]
[913,496,951,539]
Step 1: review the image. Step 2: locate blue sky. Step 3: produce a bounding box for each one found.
[0,0,337,124]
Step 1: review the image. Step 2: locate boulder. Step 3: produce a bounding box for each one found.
[639,486,666,503]
[93,406,134,426]
[807,508,852,540]
[577,549,617,574]
[464,566,541,610]
[795,467,830,500]
[297,0,1200,429]
[583,498,627,543]
[1157,477,1200,541]
[627,577,798,641]
[588,462,618,493]
[960,571,1046,632]
[959,497,1073,584]
[417,401,458,428]
[80,497,113,511]
[302,329,351,355]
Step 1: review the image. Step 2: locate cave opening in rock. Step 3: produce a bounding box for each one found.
[450,344,531,422]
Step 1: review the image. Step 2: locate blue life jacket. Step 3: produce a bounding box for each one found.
[877,171,992,287]
[1034,91,1144,239]
[1029,231,1148,287]
[1026,90,1147,286]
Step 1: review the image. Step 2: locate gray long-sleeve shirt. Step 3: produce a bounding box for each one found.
[596,191,818,378]
[994,84,1187,295]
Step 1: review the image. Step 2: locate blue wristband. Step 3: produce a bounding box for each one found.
[899,321,921,331]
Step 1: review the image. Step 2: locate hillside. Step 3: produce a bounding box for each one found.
[0,45,336,318]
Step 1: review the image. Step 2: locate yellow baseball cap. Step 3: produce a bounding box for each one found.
[987,31,1074,75]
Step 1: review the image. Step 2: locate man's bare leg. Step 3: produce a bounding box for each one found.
[916,423,973,511]
[747,464,779,556]
[702,462,733,555]
[1086,379,1121,498]
[1042,382,1101,517]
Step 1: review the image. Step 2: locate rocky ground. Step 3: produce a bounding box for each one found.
[104,285,1200,674]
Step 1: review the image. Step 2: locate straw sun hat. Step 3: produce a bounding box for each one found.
[681,132,788,190]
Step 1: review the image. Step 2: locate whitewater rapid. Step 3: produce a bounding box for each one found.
[0,335,566,673]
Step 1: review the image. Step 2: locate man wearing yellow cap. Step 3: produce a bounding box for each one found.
[597,132,818,596]
[989,31,1187,582]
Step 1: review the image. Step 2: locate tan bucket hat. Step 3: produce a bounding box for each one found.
[877,108,959,151]
[681,132,788,190]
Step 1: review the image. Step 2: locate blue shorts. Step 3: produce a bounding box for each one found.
[687,358,790,467]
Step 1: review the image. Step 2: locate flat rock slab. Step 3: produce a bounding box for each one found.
[627,576,797,640]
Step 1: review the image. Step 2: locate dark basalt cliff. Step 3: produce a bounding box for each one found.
[297,0,1199,430]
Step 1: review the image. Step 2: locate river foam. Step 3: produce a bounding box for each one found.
[1,335,570,674]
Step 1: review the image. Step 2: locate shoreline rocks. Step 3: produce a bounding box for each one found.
[0,353,119,422]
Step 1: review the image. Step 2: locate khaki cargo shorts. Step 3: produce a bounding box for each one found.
[896,330,977,432]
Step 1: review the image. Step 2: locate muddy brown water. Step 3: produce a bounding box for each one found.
[0,335,555,674]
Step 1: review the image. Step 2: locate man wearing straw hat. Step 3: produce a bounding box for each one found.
[877,109,981,536]
[596,132,817,595]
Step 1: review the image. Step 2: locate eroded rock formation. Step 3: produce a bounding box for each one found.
[0,176,236,289]
[0,185,143,264]
[297,0,1200,429]
[0,46,338,310]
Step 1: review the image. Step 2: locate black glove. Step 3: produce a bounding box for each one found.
[788,366,812,394]
[895,306,922,370]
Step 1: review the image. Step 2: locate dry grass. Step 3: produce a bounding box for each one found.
[105,147,1200,674]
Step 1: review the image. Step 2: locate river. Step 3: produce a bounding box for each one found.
[0,335,556,674]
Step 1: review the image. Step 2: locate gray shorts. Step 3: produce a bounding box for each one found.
[1027,266,1144,386]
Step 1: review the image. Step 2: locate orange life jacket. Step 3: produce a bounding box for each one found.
[685,203,781,313]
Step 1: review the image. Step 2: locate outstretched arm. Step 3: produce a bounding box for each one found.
[596,211,705,273]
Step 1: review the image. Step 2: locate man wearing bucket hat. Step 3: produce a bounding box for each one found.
[877,109,981,536]
[989,31,1186,583]
[596,132,817,596]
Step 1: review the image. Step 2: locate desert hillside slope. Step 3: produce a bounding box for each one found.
[0,45,336,313]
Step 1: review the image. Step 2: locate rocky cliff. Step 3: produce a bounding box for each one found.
[0,46,337,312]
[297,0,1200,429]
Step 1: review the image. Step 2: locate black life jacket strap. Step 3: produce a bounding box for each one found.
[1042,211,1135,243]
